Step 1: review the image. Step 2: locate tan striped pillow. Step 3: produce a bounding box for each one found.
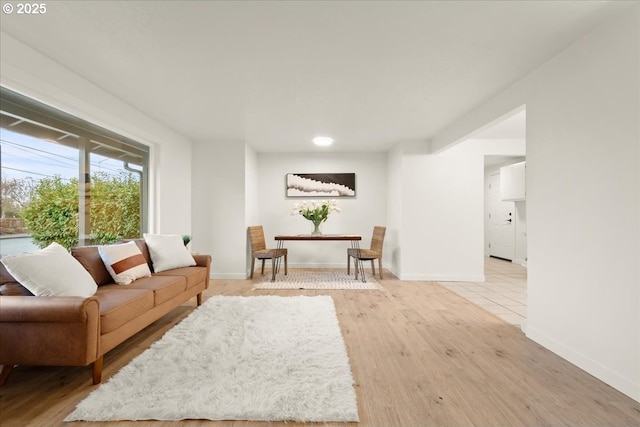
[98,241,152,285]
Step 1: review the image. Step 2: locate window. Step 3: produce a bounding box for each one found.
[0,87,149,256]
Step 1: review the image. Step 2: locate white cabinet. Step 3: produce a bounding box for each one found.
[500,161,526,201]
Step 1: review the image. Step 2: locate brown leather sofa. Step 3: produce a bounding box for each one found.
[0,239,211,386]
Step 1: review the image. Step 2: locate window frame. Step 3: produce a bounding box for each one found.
[0,86,150,244]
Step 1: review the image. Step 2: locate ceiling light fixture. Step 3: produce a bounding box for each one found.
[313,136,334,146]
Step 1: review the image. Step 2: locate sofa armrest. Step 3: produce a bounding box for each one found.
[192,254,211,269]
[0,296,98,322]
[0,296,100,367]
[192,254,212,288]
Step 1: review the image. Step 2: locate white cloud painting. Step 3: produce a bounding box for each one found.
[286,173,356,197]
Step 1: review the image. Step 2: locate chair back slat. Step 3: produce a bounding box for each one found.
[248,226,267,251]
[370,226,386,253]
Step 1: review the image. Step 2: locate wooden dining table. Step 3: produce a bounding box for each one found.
[272,234,366,282]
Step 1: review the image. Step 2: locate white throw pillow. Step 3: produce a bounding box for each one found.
[143,233,196,273]
[0,242,97,297]
[98,241,152,285]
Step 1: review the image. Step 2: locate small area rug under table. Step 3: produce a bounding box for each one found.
[65,295,359,422]
[255,270,382,290]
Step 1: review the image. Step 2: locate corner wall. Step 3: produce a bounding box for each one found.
[386,144,404,278]
[392,139,525,281]
[191,141,248,278]
[245,145,259,272]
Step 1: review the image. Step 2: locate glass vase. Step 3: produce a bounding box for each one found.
[311,220,322,235]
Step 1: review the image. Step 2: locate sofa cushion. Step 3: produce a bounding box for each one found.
[95,288,154,334]
[0,262,33,296]
[154,266,207,289]
[71,245,113,286]
[0,282,33,296]
[143,233,196,273]
[122,275,186,305]
[98,241,152,285]
[118,239,153,268]
[1,242,97,297]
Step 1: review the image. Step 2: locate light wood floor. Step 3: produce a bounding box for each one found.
[1,269,639,427]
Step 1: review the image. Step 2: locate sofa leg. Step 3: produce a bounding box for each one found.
[197,293,203,306]
[92,356,103,385]
[0,364,14,387]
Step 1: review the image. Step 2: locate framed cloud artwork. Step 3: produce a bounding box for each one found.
[286,173,356,197]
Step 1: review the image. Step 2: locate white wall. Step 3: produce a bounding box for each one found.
[393,139,525,281]
[400,143,484,281]
[194,149,387,276]
[429,7,640,401]
[0,32,193,235]
[513,201,527,265]
[527,9,639,401]
[386,144,404,278]
[257,152,387,268]
[245,145,259,272]
[191,141,248,278]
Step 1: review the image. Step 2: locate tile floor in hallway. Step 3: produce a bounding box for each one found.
[437,257,528,328]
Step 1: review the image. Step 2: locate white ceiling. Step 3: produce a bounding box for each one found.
[0,1,631,152]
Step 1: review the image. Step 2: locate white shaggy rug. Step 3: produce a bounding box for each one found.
[65,295,359,422]
[255,270,382,290]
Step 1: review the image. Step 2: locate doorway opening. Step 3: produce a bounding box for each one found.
[485,161,526,265]
[462,107,529,328]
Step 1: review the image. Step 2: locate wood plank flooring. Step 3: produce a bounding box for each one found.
[1,270,639,427]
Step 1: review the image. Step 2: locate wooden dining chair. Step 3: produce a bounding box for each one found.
[248,226,287,279]
[347,226,386,279]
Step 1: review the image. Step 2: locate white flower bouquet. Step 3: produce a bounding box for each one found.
[291,200,340,235]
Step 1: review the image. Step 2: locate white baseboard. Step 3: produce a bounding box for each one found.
[513,258,528,267]
[526,326,640,403]
[519,320,527,334]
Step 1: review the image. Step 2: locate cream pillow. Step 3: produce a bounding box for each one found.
[98,241,152,285]
[143,233,196,273]
[0,242,97,297]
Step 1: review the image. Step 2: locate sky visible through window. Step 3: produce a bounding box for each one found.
[1,128,127,181]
